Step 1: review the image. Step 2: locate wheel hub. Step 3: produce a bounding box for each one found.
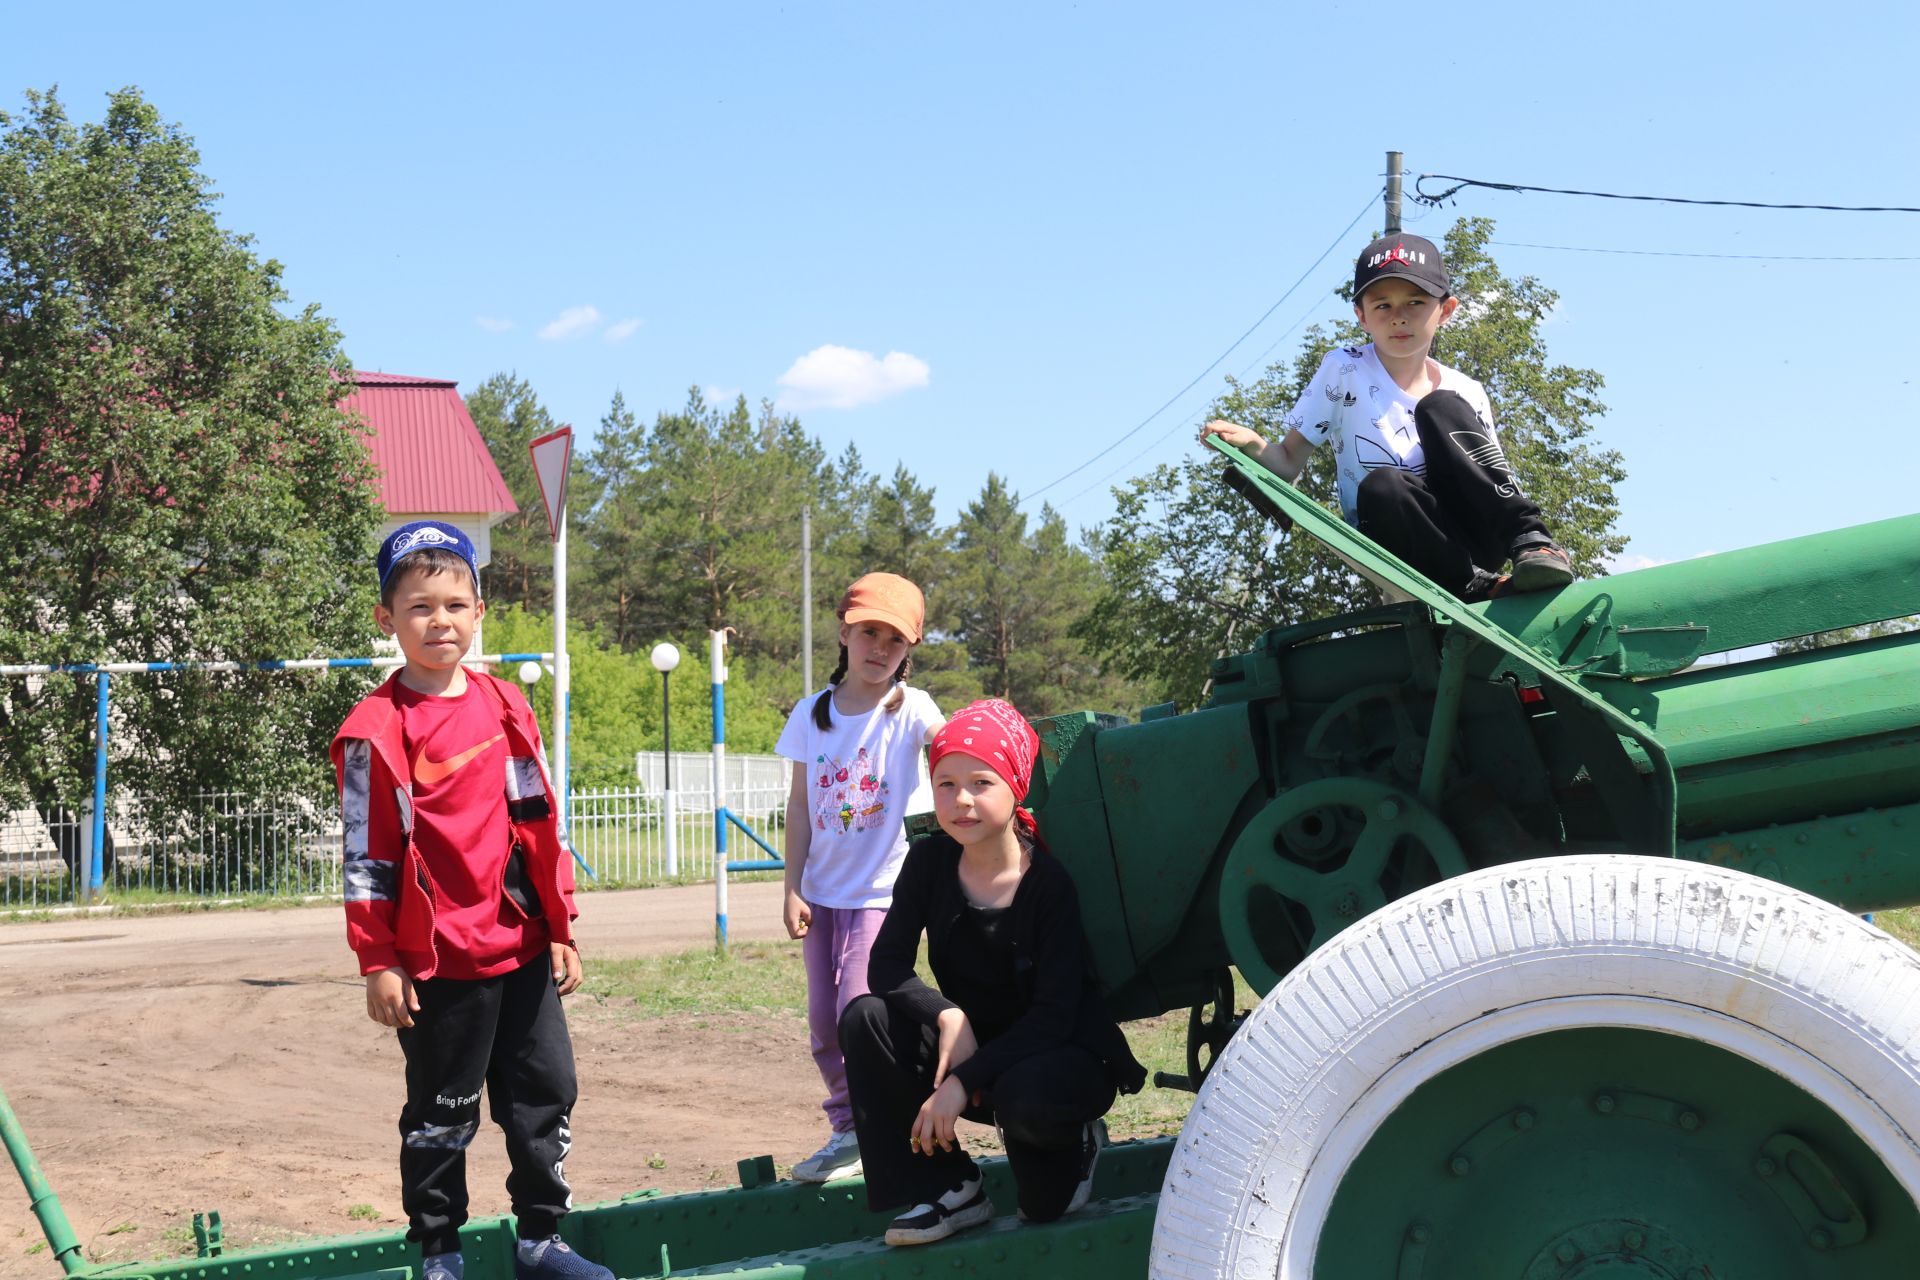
[1520,1220,1702,1278]
[1217,777,1467,991]
[1315,1027,1915,1279]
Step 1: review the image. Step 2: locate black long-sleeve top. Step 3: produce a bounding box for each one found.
[864,833,1146,1096]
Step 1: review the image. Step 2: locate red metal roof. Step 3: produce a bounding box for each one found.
[342,372,518,518]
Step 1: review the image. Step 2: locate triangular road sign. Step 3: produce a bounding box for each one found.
[529,426,573,542]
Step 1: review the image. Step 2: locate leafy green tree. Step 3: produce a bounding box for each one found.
[1080,217,1627,705]
[946,475,1131,716]
[482,604,789,786]
[466,372,572,612]
[0,88,382,848]
[579,389,649,648]
[851,464,950,594]
[582,389,851,689]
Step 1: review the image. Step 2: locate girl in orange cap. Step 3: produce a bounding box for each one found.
[776,572,944,1184]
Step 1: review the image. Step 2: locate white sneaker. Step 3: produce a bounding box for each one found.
[792,1128,863,1183]
[1063,1120,1108,1215]
[884,1175,993,1246]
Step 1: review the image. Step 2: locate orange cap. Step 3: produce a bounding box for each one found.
[838,572,924,645]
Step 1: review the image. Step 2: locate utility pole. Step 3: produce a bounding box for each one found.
[1384,150,1404,234]
[801,505,813,696]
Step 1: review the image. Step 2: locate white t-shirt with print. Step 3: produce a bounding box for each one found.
[774,685,943,910]
[1281,344,1503,526]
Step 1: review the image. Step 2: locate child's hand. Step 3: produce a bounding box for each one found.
[783,889,812,940]
[911,1075,970,1155]
[1201,419,1265,451]
[551,942,583,996]
[366,967,418,1028]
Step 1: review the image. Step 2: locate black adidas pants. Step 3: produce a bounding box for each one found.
[396,955,577,1256]
[1355,389,1553,594]
[839,994,1115,1223]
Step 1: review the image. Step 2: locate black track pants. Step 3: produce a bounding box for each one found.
[1354,389,1552,592]
[839,994,1115,1223]
[396,955,577,1255]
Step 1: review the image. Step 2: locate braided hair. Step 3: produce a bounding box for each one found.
[811,645,914,730]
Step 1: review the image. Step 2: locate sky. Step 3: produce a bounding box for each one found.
[6,1,1917,570]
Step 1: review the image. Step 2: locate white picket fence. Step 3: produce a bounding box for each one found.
[0,760,792,910]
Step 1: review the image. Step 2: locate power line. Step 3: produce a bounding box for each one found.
[1024,189,1380,508]
[1235,286,1342,381]
[1492,239,1920,262]
[1051,278,1348,512]
[1415,172,1920,214]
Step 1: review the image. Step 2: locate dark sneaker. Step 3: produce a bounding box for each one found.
[1063,1120,1109,1216]
[1509,544,1574,592]
[792,1128,862,1183]
[1461,568,1512,603]
[883,1176,993,1246]
[513,1237,612,1280]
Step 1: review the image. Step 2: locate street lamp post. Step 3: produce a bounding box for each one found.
[649,642,683,876]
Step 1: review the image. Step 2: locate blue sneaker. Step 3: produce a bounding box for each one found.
[514,1236,612,1280]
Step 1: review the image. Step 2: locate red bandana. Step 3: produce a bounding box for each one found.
[930,699,1042,842]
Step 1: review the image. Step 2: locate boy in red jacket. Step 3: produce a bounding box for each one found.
[331,521,611,1280]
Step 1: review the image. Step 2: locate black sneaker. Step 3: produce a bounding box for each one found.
[883,1176,993,1246]
[1461,568,1512,603]
[1509,544,1574,592]
[1063,1120,1108,1216]
[513,1237,612,1280]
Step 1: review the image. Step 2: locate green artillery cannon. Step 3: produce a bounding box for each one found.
[1031,440,1920,1278]
[8,439,1920,1278]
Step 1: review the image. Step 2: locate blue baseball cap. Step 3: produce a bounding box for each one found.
[377,520,481,593]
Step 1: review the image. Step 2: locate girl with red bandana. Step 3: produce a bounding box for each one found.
[839,699,1145,1246]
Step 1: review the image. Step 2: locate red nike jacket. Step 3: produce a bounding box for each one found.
[330,670,579,979]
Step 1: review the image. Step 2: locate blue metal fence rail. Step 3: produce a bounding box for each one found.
[0,653,552,903]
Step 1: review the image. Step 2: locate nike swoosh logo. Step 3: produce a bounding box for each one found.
[412,734,506,785]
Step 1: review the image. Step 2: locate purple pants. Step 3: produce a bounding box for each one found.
[803,904,888,1132]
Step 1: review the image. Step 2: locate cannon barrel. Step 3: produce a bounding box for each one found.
[1480,511,1920,657]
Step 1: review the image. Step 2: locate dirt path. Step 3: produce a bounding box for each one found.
[0,883,823,1276]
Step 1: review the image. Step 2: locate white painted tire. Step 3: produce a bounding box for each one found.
[1149,854,1920,1279]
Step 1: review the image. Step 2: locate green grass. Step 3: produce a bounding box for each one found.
[1878,906,1919,949]
[584,937,1211,1140]
[345,1205,379,1222]
[584,941,809,1019]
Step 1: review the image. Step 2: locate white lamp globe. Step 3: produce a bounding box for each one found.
[650,642,682,674]
[518,661,543,684]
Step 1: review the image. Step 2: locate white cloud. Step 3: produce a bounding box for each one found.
[702,385,741,405]
[539,305,603,341]
[474,315,513,333]
[775,345,930,411]
[604,317,643,343]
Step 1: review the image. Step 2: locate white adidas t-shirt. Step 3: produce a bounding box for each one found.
[774,686,943,909]
[1282,344,1507,526]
